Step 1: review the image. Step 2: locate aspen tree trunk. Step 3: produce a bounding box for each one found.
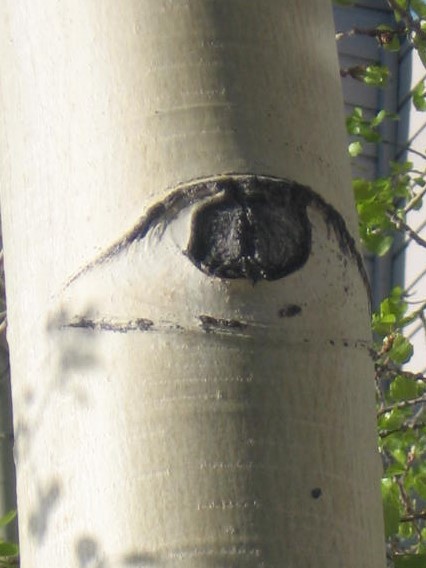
[0,1,386,566]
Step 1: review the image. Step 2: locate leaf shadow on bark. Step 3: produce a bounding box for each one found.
[27,479,61,545]
[76,535,164,567]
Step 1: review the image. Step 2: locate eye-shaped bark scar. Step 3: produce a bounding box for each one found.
[65,174,369,293]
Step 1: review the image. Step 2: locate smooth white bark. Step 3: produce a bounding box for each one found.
[0,1,385,566]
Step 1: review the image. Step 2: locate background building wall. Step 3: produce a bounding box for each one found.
[334,1,426,372]
[334,1,399,308]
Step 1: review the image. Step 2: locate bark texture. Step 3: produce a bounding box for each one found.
[0,1,385,566]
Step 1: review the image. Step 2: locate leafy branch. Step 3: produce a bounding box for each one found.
[378,395,426,417]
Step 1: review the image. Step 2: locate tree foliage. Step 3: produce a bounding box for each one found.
[336,1,426,565]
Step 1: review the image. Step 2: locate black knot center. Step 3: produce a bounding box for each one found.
[186,178,311,282]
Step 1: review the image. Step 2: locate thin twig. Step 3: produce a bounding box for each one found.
[388,211,426,248]
[405,297,426,305]
[420,310,426,337]
[336,26,400,42]
[394,452,424,540]
[401,510,426,522]
[375,361,426,386]
[378,395,426,417]
[400,370,425,381]
[387,0,426,40]
[379,422,426,438]
[404,186,426,214]
[340,65,368,80]
[380,139,426,161]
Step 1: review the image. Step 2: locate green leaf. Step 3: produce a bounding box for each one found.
[365,233,394,256]
[389,334,414,364]
[353,179,372,201]
[373,289,411,334]
[390,375,419,401]
[399,519,416,539]
[357,201,387,224]
[348,141,363,157]
[385,462,407,476]
[384,36,400,52]
[414,475,426,499]
[0,541,18,557]
[363,64,389,87]
[378,407,405,431]
[391,0,408,22]
[393,181,411,199]
[413,81,426,111]
[360,224,393,256]
[413,176,426,187]
[390,285,404,300]
[346,107,385,142]
[395,556,426,568]
[381,478,401,538]
[379,314,397,324]
[373,288,409,334]
[359,124,381,142]
[411,0,426,18]
[0,512,16,529]
[413,197,424,210]
[371,109,388,127]
[390,160,413,175]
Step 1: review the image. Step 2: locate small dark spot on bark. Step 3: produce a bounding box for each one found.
[343,341,349,347]
[134,318,155,331]
[329,339,335,346]
[199,315,247,333]
[166,322,185,331]
[278,304,302,318]
[68,317,96,330]
[311,488,322,499]
[344,286,349,294]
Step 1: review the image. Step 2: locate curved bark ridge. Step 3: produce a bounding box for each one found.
[65,174,367,289]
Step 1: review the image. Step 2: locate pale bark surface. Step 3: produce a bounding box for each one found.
[0,1,385,566]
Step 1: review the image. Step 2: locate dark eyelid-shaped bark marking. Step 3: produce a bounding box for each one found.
[65,174,369,294]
